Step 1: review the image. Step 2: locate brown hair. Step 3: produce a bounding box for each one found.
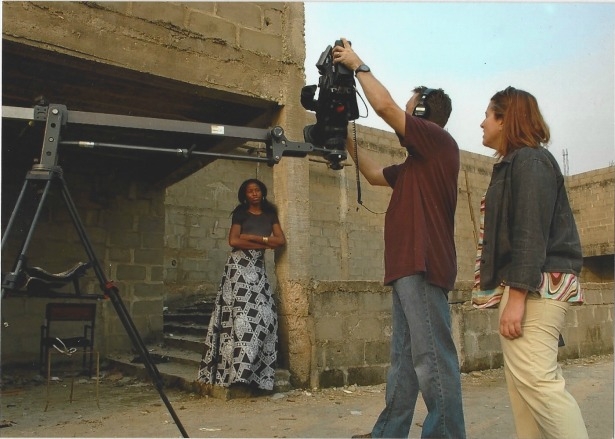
[490,86,550,157]
[413,86,452,128]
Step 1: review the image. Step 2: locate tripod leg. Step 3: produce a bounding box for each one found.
[1,177,30,249]
[1,178,53,298]
[57,174,189,438]
[105,286,189,437]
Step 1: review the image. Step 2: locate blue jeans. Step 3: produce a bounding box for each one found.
[371,274,466,438]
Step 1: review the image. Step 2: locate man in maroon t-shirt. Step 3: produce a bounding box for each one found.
[334,39,466,439]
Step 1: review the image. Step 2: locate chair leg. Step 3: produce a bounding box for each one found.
[95,351,100,409]
[69,376,75,403]
[40,342,48,375]
[88,348,94,378]
[45,351,52,412]
[81,347,87,373]
[40,327,45,374]
[44,349,97,408]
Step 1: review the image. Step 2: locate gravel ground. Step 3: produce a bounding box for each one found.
[1,354,612,438]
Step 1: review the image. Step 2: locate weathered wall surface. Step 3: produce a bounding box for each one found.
[164,160,277,299]
[177,138,613,386]
[308,280,613,386]
[2,1,298,101]
[567,167,615,280]
[1,2,308,370]
[1,174,167,360]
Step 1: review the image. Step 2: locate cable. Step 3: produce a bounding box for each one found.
[352,121,362,205]
[52,337,77,356]
[351,121,386,215]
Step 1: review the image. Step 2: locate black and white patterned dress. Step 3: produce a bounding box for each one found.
[197,214,278,390]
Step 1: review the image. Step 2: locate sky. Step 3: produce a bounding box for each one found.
[304,1,615,175]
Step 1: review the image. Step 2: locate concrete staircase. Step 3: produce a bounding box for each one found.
[106,298,292,399]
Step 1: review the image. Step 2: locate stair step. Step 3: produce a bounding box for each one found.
[163,322,208,336]
[163,313,211,324]
[108,296,293,398]
[169,302,215,313]
[107,346,292,399]
[106,349,203,394]
[164,334,204,354]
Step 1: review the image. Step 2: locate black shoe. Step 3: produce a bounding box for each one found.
[351,434,372,438]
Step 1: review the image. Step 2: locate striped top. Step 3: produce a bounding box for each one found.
[471,195,583,309]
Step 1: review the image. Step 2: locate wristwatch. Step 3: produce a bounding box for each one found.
[355,64,371,76]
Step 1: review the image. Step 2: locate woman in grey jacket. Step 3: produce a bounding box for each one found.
[473,86,588,439]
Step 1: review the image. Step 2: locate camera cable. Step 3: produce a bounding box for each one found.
[352,121,386,215]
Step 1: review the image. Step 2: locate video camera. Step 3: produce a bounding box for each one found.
[301,40,359,170]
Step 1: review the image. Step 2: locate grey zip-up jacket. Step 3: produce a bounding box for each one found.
[479,146,583,292]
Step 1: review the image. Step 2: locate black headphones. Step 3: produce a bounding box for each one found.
[412,88,436,118]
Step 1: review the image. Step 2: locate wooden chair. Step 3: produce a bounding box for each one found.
[39,302,97,377]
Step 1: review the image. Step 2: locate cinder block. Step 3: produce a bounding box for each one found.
[134,249,163,265]
[364,341,390,365]
[239,27,282,58]
[314,316,344,341]
[346,315,385,341]
[131,2,187,27]
[347,365,388,386]
[319,368,345,388]
[217,2,262,29]
[117,264,147,281]
[188,9,237,43]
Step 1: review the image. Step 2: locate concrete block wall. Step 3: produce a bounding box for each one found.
[457,282,614,372]
[163,160,277,303]
[308,125,399,281]
[171,133,496,291]
[2,1,297,101]
[309,281,613,387]
[306,124,498,285]
[163,124,613,388]
[453,152,496,284]
[1,174,165,363]
[309,281,392,388]
[567,166,615,257]
[1,1,305,365]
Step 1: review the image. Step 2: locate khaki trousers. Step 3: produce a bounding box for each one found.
[499,289,588,439]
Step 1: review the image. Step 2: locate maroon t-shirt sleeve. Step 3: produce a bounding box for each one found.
[383,163,401,188]
[383,116,454,185]
[405,115,457,159]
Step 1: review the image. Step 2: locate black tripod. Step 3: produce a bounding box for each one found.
[1,105,189,437]
[2,163,189,437]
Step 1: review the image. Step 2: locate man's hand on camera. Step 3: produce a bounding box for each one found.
[333,38,363,72]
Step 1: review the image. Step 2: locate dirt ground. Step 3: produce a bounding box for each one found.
[1,354,612,438]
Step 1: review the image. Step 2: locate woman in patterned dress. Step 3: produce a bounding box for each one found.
[197,178,285,391]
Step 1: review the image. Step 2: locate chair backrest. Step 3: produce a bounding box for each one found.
[46,303,97,322]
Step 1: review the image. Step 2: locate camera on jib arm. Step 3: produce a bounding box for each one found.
[301,39,359,170]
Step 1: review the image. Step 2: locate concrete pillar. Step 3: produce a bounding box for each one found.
[267,3,314,388]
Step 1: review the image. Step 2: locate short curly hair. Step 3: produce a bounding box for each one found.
[413,86,452,128]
